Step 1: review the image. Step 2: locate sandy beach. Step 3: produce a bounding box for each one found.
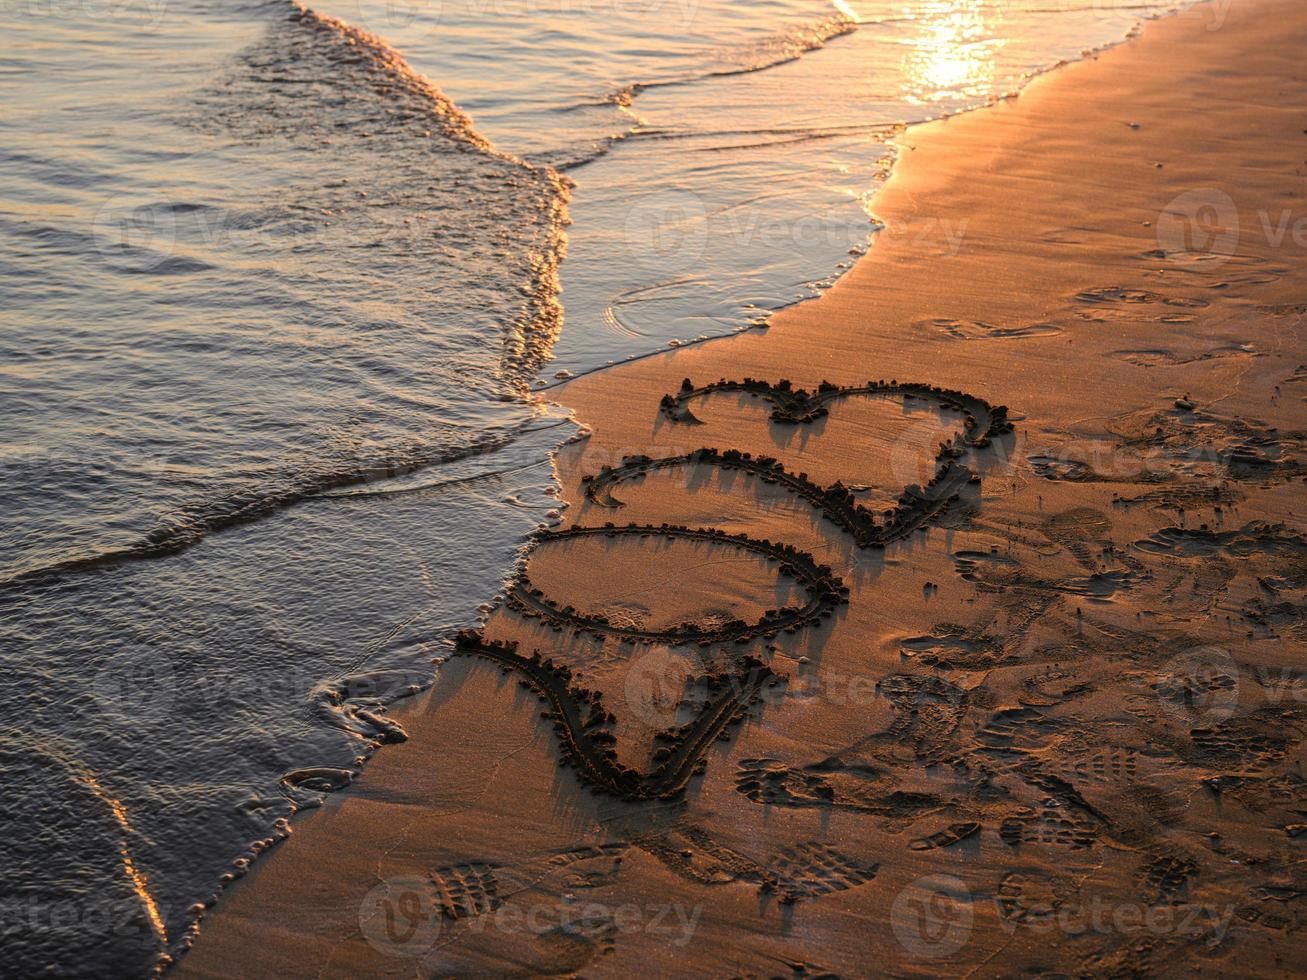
[174,1,1307,975]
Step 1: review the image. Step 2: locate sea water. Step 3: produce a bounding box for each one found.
[0,0,1195,973]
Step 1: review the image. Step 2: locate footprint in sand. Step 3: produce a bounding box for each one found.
[733,756,945,820]
[1110,401,1307,482]
[1073,284,1211,324]
[899,623,1008,670]
[909,821,981,851]
[1138,849,1198,904]
[768,842,879,901]
[922,317,1063,341]
[996,870,1080,925]
[1110,345,1257,367]
[999,804,1098,849]
[1076,284,1210,306]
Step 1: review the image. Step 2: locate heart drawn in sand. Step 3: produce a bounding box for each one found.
[457,377,1013,802]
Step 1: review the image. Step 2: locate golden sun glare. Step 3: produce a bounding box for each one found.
[901,1,1003,103]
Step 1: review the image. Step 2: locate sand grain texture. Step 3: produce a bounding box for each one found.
[178,2,1307,976]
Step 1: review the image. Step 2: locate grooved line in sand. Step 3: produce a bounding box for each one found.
[458,379,1013,802]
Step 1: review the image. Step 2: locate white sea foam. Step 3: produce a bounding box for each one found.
[0,0,1193,973]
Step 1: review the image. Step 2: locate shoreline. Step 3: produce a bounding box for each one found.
[177,0,1307,975]
[528,2,1199,396]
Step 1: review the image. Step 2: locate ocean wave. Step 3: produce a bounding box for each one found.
[1,429,517,590]
[3,0,575,586]
[200,0,572,383]
[0,5,582,968]
[538,9,861,171]
[0,0,1200,974]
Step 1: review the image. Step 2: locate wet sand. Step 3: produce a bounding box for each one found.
[177,1,1307,975]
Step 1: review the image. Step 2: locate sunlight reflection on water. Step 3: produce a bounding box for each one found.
[901,0,1002,103]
